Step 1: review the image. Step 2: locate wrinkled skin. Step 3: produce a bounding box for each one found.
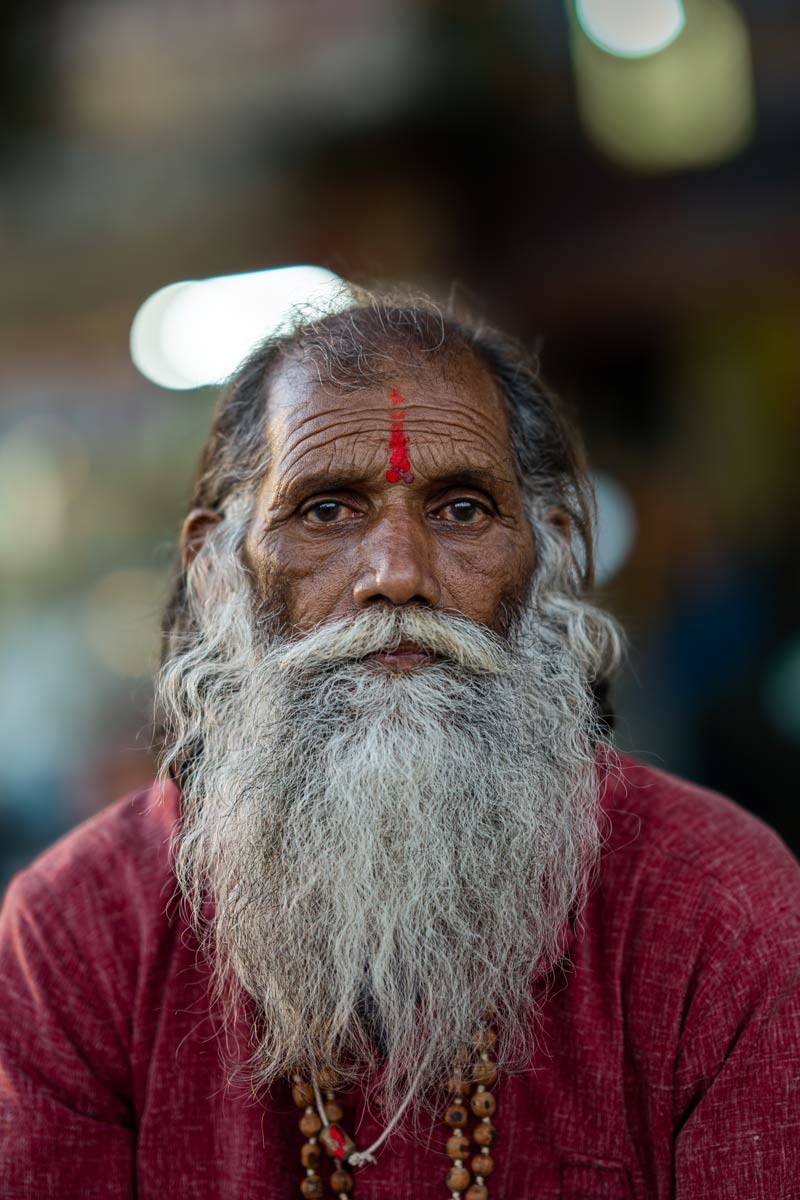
[181,352,538,639]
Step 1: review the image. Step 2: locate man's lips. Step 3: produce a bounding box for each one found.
[363,640,442,672]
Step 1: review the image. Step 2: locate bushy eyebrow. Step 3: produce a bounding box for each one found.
[429,468,515,493]
[274,469,375,504]
[276,466,514,506]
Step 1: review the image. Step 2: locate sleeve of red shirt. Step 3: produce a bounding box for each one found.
[0,836,137,1198]
[669,807,800,1197]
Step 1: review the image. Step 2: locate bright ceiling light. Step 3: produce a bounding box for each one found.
[130,266,349,390]
[575,0,685,58]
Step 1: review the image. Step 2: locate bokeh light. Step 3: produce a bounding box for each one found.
[763,638,800,745]
[0,417,89,574]
[572,0,754,171]
[0,431,64,571]
[130,266,349,390]
[575,0,685,59]
[83,569,166,678]
[593,471,637,584]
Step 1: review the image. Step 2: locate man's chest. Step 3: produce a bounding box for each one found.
[133,996,670,1199]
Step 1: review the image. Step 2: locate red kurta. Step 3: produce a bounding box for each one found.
[1,756,799,1198]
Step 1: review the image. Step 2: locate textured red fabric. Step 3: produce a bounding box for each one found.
[1,756,799,1198]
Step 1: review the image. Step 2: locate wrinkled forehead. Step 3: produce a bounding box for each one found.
[262,345,517,486]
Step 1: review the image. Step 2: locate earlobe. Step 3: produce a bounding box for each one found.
[180,507,223,571]
[545,507,572,545]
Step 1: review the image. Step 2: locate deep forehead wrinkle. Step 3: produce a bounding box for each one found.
[275,402,509,459]
[270,349,507,428]
[265,356,515,488]
[275,396,510,444]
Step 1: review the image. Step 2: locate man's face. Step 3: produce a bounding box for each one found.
[241,351,536,640]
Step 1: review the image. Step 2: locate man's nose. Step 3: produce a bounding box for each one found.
[352,513,441,608]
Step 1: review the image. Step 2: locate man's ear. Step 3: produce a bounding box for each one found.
[545,506,572,545]
[179,507,223,572]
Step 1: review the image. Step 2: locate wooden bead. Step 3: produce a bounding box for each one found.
[470,1091,496,1118]
[471,1153,495,1177]
[472,1028,497,1051]
[446,1164,471,1191]
[325,1101,344,1123]
[446,1133,471,1160]
[472,1122,497,1147]
[447,1072,468,1095]
[330,1167,354,1193]
[292,1081,314,1107]
[300,1176,324,1199]
[465,1185,488,1200]
[318,1067,340,1090]
[471,1061,497,1087]
[444,1101,469,1128]
[299,1110,322,1137]
[300,1141,322,1169]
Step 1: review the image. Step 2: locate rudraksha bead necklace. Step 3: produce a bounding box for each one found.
[291,1024,498,1198]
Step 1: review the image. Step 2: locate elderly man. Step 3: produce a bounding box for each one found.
[1,292,798,1199]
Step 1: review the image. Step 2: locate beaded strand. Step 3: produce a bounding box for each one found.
[292,1077,326,1198]
[444,1028,497,1200]
[291,1023,498,1197]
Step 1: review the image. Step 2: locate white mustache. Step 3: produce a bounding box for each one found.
[277,607,512,675]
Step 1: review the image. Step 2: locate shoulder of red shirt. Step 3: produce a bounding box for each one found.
[599,752,800,933]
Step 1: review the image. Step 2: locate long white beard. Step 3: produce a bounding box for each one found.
[156,532,611,1122]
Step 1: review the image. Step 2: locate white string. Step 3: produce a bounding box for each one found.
[311,1068,425,1169]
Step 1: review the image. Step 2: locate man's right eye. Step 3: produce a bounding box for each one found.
[303,501,351,523]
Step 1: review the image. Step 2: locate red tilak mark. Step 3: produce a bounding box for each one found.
[386,388,414,483]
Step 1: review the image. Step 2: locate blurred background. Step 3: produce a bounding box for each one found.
[2,0,799,889]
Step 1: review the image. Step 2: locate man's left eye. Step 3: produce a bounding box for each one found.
[437,499,488,523]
